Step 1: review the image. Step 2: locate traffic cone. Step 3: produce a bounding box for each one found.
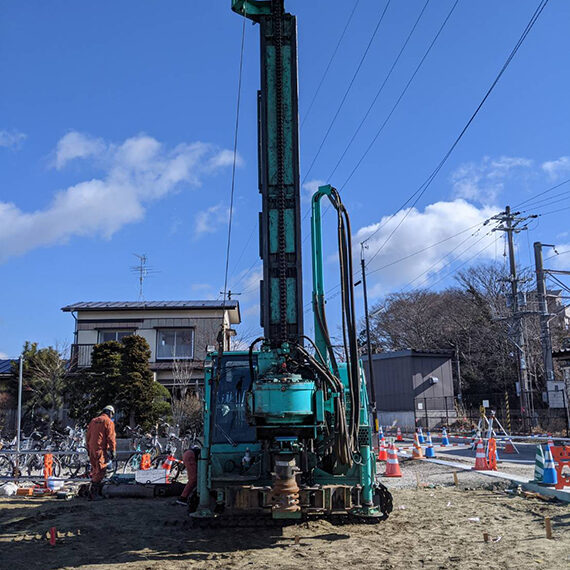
[541,446,558,486]
[417,427,425,444]
[425,432,435,458]
[472,439,488,470]
[532,445,545,483]
[441,427,450,447]
[384,444,402,477]
[378,438,388,461]
[547,434,554,452]
[503,438,516,454]
[161,455,175,483]
[412,433,425,459]
[396,427,403,441]
[487,438,498,471]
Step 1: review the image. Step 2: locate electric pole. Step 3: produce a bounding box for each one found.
[360,243,379,437]
[534,242,555,384]
[491,206,536,432]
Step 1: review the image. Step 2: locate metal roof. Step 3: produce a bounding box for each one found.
[61,300,239,312]
[0,359,14,375]
[363,349,454,361]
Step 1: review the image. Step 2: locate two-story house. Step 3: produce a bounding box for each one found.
[62,300,240,391]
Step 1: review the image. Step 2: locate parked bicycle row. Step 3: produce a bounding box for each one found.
[0,419,201,482]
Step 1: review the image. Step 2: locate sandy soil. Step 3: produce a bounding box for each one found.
[1,462,568,570]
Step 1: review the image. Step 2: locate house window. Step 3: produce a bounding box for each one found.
[99,330,134,343]
[156,328,194,360]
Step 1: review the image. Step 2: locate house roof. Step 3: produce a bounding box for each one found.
[61,300,241,324]
[61,300,239,311]
[0,359,14,375]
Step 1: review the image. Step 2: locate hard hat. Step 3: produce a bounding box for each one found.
[102,405,115,415]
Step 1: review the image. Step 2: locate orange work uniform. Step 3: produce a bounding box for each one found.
[180,449,197,499]
[86,413,116,483]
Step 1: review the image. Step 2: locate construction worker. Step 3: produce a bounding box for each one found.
[86,405,116,499]
[175,446,198,506]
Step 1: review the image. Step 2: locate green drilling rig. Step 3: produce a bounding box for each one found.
[189,0,393,524]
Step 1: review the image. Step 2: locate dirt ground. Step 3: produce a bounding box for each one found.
[1,462,569,569]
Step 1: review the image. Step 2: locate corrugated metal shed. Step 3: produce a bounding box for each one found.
[61,300,239,312]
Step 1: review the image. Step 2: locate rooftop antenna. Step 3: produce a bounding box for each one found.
[131,254,158,301]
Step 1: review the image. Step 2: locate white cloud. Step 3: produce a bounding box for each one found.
[0,352,8,359]
[302,179,326,202]
[53,131,106,169]
[356,199,499,296]
[451,156,532,204]
[0,129,27,149]
[542,156,570,179]
[194,203,230,238]
[0,131,237,263]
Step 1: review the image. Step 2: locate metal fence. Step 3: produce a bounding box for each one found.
[457,390,570,436]
[411,391,569,436]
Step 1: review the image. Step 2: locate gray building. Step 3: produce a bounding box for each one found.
[362,349,455,431]
[62,300,240,391]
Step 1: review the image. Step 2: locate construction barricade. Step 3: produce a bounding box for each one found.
[550,446,570,490]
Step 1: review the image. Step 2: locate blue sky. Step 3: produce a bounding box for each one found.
[1,0,569,357]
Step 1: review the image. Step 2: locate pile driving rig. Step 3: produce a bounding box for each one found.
[190,0,393,524]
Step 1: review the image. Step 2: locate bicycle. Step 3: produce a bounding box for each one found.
[122,425,162,474]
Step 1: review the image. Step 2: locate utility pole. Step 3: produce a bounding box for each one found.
[360,244,379,437]
[491,206,536,432]
[534,242,555,384]
[534,242,570,428]
[16,355,23,481]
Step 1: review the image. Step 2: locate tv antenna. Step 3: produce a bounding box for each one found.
[131,254,158,300]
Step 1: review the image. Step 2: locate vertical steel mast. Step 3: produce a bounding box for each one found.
[232,0,303,346]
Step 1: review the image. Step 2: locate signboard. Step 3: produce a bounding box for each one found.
[482,400,489,408]
[417,402,423,410]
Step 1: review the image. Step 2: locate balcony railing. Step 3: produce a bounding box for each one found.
[70,344,95,369]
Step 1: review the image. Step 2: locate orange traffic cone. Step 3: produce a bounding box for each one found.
[487,438,498,471]
[378,442,388,461]
[396,427,403,441]
[472,439,489,470]
[503,438,516,454]
[384,444,402,477]
[378,434,388,461]
[161,455,175,483]
[412,433,424,459]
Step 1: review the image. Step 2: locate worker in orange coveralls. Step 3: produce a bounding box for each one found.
[175,447,198,506]
[86,405,116,500]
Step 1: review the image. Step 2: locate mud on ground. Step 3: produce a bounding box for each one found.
[1,463,568,569]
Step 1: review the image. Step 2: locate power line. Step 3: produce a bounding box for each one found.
[340,0,460,192]
[364,219,483,279]
[400,228,492,291]
[222,14,247,305]
[415,235,497,291]
[327,0,431,182]
[300,0,361,130]
[301,0,392,185]
[360,0,549,268]
[514,177,570,208]
[518,189,570,212]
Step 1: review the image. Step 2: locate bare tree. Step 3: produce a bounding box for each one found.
[170,358,202,436]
